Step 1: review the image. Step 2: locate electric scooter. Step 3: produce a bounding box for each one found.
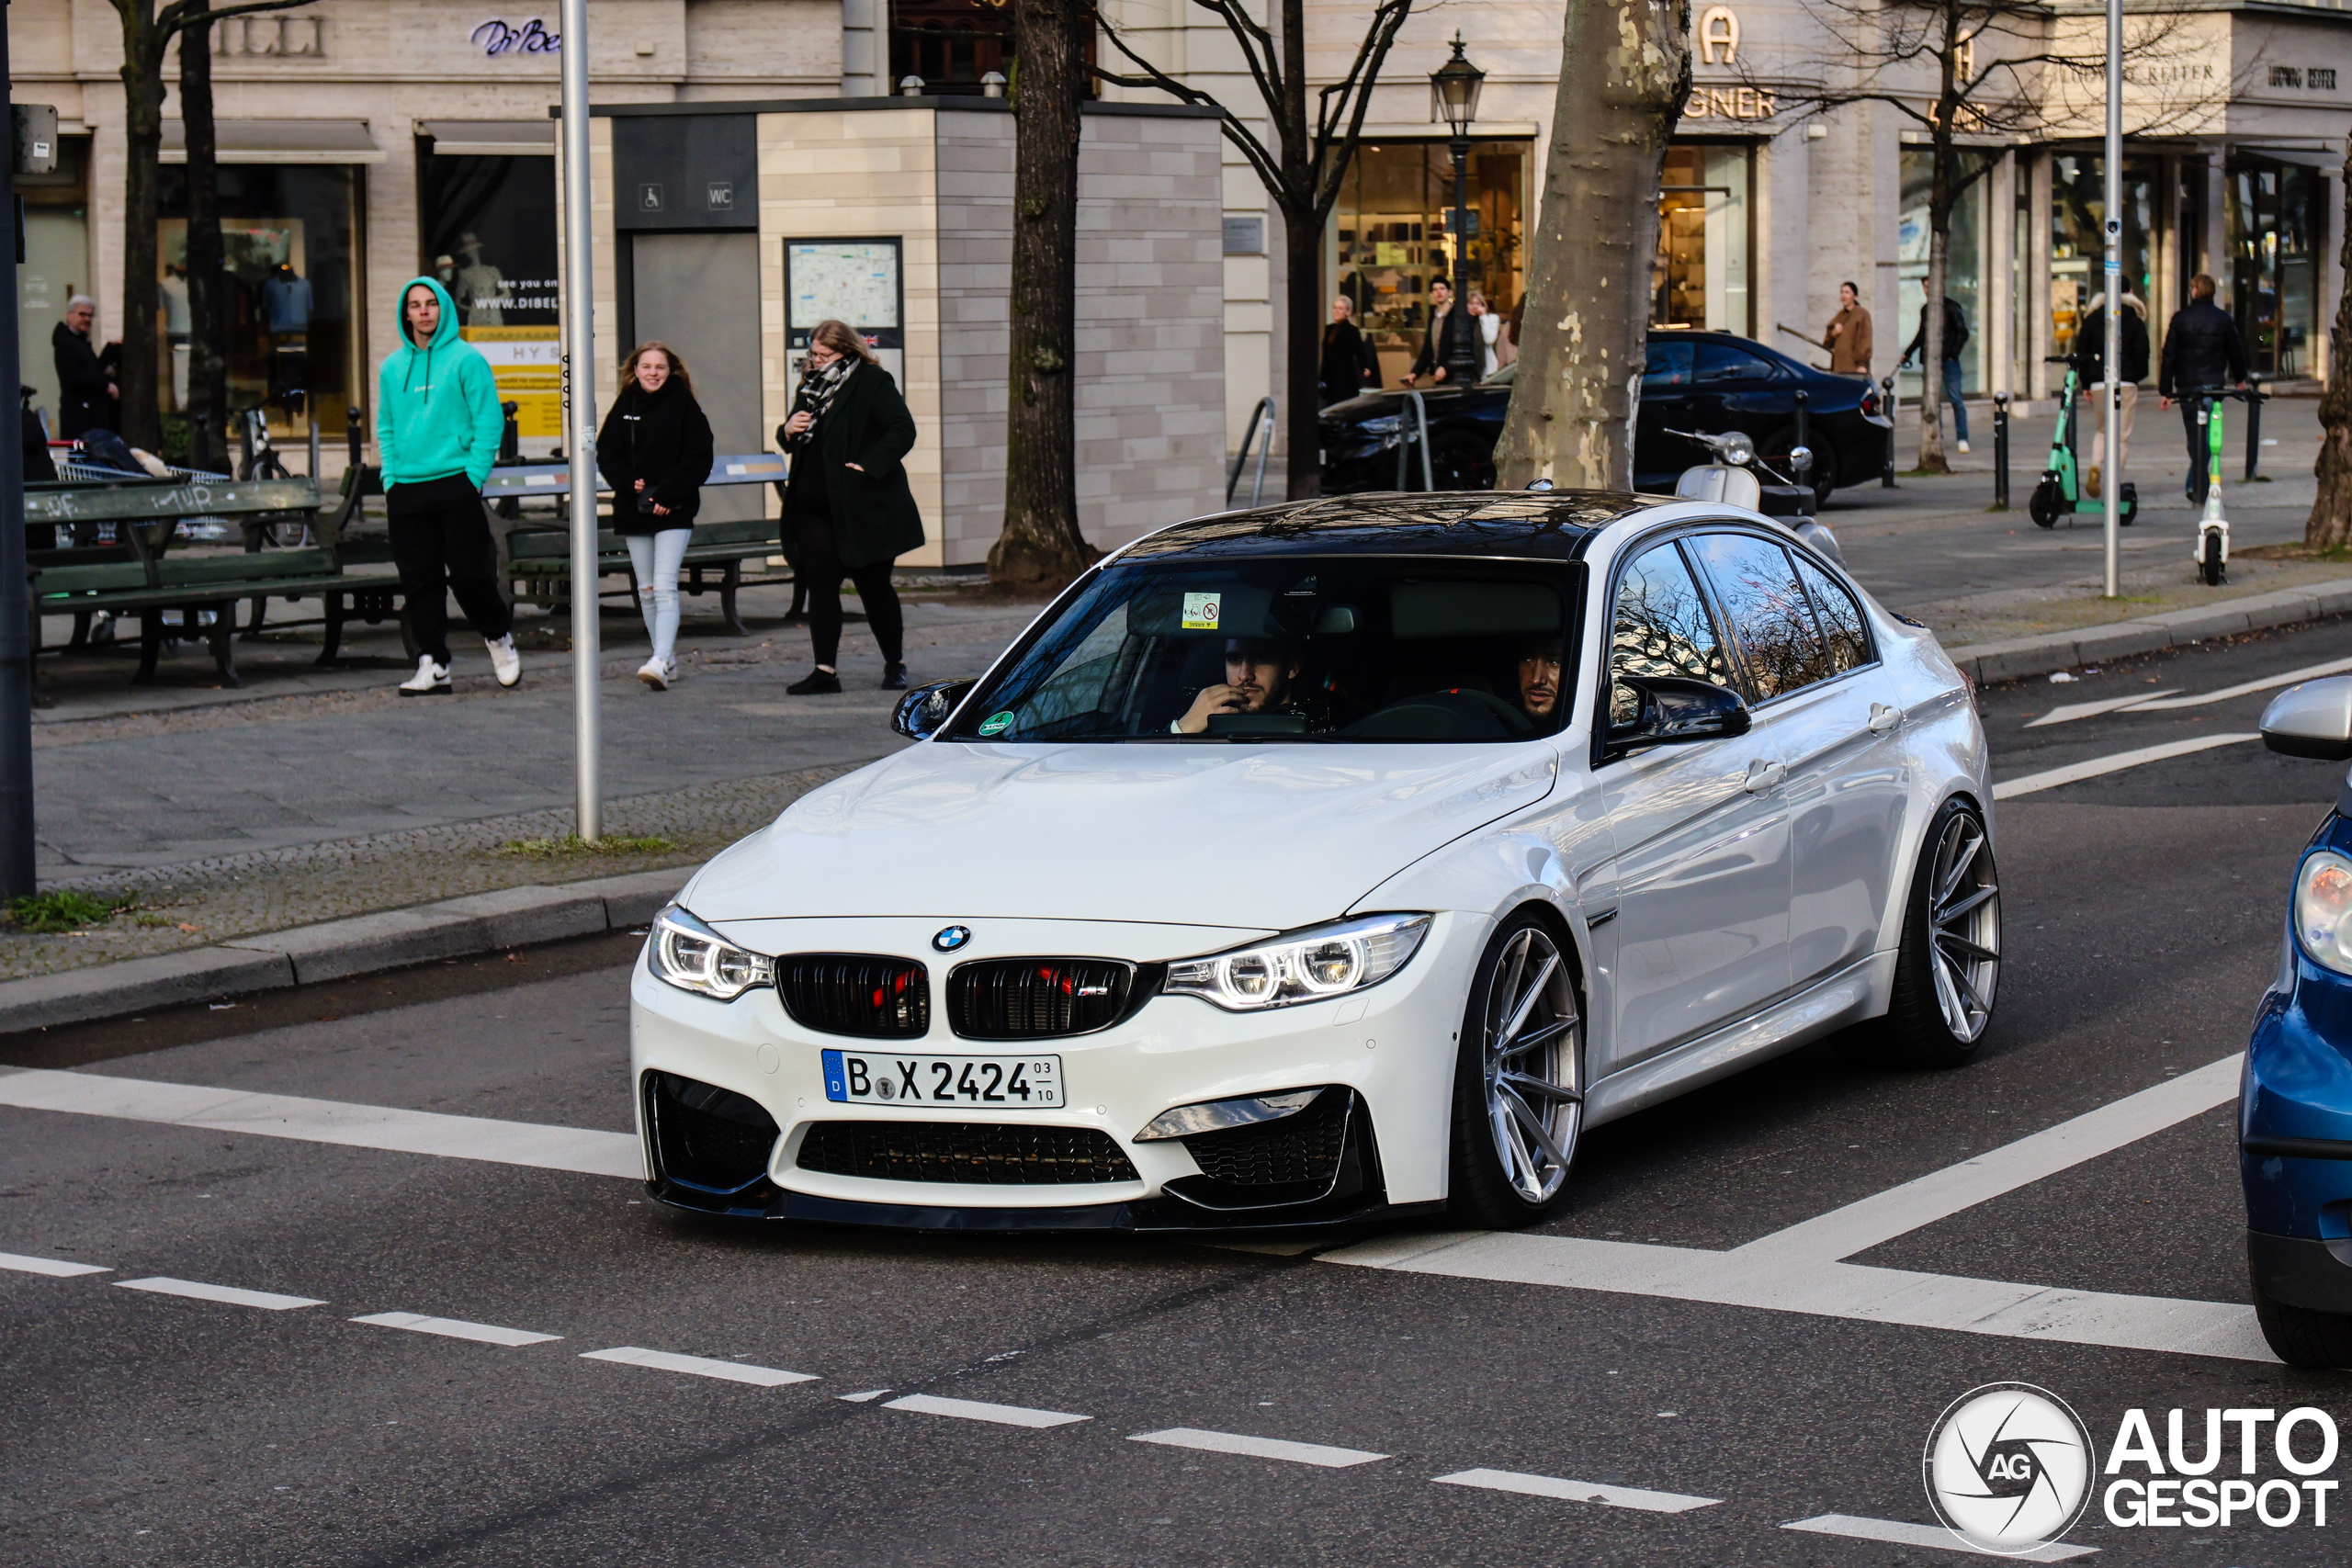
[2030,351,2138,529]
[2180,384,2254,586]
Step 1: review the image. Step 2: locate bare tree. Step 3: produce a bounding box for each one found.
[1091,0,1416,500]
[176,2,229,472]
[1492,0,1690,491]
[2310,139,2352,550]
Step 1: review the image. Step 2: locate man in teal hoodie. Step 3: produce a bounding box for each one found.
[378,276,520,694]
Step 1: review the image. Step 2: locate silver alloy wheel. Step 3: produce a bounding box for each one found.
[1478,926,1582,1204]
[1927,812,2001,1042]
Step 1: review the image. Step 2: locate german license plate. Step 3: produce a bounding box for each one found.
[821,1049,1064,1109]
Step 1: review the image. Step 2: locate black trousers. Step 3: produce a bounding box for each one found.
[2180,400,2213,506]
[389,481,512,663]
[795,513,902,670]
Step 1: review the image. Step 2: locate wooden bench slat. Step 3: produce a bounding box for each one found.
[24,477,321,523]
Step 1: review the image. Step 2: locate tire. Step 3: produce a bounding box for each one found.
[1429,430,1498,491]
[1878,798,2001,1068]
[2029,479,2063,528]
[2253,1273,2352,1368]
[2119,483,2138,526]
[1447,910,1584,1228]
[265,521,311,548]
[2201,531,2224,586]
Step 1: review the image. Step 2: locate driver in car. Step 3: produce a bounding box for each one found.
[1174,637,1332,733]
[1517,637,1565,723]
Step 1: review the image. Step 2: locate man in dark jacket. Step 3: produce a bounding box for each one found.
[1404,279,1477,386]
[2159,273,2249,505]
[2075,292,2151,500]
[1319,297,1381,407]
[52,296,118,439]
[1901,295,1972,451]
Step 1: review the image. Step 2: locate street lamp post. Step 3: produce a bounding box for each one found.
[559,0,601,839]
[1430,34,1486,384]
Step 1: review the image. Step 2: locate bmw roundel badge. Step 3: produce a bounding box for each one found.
[933,925,972,953]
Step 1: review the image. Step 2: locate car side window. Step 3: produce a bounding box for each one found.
[1686,532,1832,702]
[1692,342,1778,384]
[1609,541,1734,726]
[1793,556,1871,673]
[1643,341,1695,388]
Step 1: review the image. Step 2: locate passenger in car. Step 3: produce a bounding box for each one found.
[1516,638,1565,722]
[1172,638,1333,733]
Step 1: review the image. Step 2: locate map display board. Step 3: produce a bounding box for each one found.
[783,236,906,396]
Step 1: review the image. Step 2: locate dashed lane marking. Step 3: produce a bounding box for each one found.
[838,1389,892,1403]
[2025,691,2181,728]
[883,1393,1090,1428]
[580,1347,820,1387]
[1128,1427,1386,1468]
[351,1312,561,1348]
[115,1277,323,1311]
[1433,1468,1721,1512]
[0,1250,110,1278]
[1782,1513,2097,1561]
[1991,733,2261,799]
[2030,655,2352,728]
[0,1068,641,1179]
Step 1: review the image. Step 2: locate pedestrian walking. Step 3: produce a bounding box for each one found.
[597,341,714,693]
[376,276,520,696]
[1468,290,1505,378]
[2158,273,2249,507]
[1822,281,1873,377]
[52,296,119,440]
[1403,278,1476,387]
[2075,290,2150,500]
[1318,297,1380,407]
[1901,295,1973,452]
[779,320,923,695]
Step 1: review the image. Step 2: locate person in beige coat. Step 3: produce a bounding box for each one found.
[1824,281,1873,376]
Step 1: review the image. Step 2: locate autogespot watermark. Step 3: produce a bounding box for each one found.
[1922,1385,2344,1555]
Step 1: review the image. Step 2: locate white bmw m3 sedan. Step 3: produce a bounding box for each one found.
[630,491,1998,1234]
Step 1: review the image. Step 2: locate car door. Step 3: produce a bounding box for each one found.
[1683,531,1907,989]
[1634,339,1698,486]
[1689,339,1784,447]
[1596,536,1792,1075]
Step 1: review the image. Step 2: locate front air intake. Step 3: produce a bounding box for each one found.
[642,1070,782,1193]
[797,1121,1141,1186]
[775,954,929,1038]
[947,958,1136,1039]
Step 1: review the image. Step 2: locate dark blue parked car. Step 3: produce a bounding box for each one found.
[1317,330,1893,507]
[2245,676,2352,1365]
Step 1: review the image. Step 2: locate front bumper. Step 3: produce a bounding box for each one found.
[628,911,1486,1231]
[2241,943,2352,1306]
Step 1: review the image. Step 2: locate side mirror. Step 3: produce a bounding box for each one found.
[2260,678,2352,761]
[891,679,978,740]
[1604,675,1751,760]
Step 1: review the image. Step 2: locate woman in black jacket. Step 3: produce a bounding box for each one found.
[779,319,923,694]
[597,342,713,690]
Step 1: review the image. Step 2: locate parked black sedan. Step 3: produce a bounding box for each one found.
[1317,330,1892,507]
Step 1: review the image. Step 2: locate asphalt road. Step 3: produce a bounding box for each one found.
[8,617,2352,1565]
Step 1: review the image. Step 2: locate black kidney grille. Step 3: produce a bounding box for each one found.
[643,1070,782,1192]
[1181,1089,1351,1188]
[948,959,1134,1039]
[797,1121,1140,1186]
[775,954,929,1038]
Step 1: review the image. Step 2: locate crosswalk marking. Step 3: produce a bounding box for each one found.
[1433,1468,1720,1512]
[114,1277,323,1311]
[883,1393,1090,1428]
[580,1347,819,1386]
[1992,733,2260,798]
[350,1312,561,1348]
[1782,1513,2097,1561]
[1128,1427,1386,1468]
[0,1250,110,1278]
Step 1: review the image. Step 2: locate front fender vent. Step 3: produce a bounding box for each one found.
[643,1070,781,1194]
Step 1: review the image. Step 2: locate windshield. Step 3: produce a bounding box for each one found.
[946,557,1579,744]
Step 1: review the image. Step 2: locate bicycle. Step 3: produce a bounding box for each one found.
[2177,384,2257,587]
[235,404,310,547]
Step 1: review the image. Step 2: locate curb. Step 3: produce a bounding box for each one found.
[1940,578,2352,686]
[0,867,688,1035]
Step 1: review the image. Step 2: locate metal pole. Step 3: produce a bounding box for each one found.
[2245,378,2264,480]
[560,0,601,840]
[0,22,38,897]
[1992,394,2010,509]
[1881,375,1898,487]
[1449,132,1476,383]
[2100,0,2122,598]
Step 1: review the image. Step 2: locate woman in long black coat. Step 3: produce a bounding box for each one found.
[778,319,923,694]
[596,341,714,691]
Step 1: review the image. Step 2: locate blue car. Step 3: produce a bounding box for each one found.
[2245,677,2352,1365]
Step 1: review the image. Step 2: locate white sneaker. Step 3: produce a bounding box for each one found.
[399,655,450,696]
[485,633,522,688]
[637,656,671,692]
[1957,439,1972,454]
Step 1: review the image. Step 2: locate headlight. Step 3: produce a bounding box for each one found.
[2295,852,2352,976]
[648,905,775,1000]
[1163,913,1430,1011]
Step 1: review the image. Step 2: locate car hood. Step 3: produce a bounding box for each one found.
[682,741,1560,931]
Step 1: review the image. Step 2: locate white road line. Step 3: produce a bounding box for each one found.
[0,1068,642,1179]
[2025,691,2180,728]
[350,1312,561,1348]
[114,1277,323,1311]
[837,1389,892,1403]
[1992,733,2259,798]
[579,1347,819,1387]
[1128,1427,1386,1468]
[1432,1468,1720,1512]
[0,1250,110,1278]
[2123,656,2352,715]
[1782,1514,2097,1561]
[883,1393,1090,1428]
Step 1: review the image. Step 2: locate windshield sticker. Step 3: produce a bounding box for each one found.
[978,711,1015,736]
[1182,591,1222,631]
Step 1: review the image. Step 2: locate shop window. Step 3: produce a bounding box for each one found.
[1897,148,1995,396]
[1326,141,1529,386]
[421,149,560,446]
[2046,153,2157,378]
[1653,144,1751,334]
[2229,157,2319,378]
[888,0,1092,95]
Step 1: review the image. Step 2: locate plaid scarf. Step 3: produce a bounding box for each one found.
[785,355,855,448]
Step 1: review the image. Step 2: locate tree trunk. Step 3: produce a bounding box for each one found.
[989,0,1096,592]
[179,5,228,473]
[117,23,168,451]
[1916,130,1952,474]
[1274,0,1318,500]
[1496,0,1690,491]
[2308,140,2352,549]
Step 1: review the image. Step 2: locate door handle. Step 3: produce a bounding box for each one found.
[1743,759,1786,793]
[1869,703,1900,734]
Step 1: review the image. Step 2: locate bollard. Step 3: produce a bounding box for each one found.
[1791,389,1814,514]
[1991,394,2009,509]
[345,405,363,472]
[1880,375,1898,487]
[2245,378,2265,481]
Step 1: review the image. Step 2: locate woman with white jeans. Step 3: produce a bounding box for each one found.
[595,342,714,689]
